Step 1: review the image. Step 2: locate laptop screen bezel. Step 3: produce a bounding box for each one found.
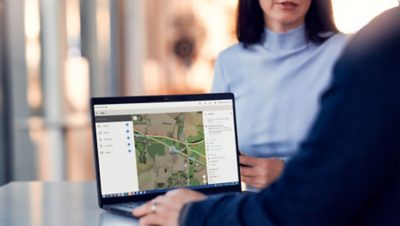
[90,93,242,207]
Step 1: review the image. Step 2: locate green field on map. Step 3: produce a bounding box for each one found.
[132,112,207,190]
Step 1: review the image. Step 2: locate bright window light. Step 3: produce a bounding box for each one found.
[332,0,399,33]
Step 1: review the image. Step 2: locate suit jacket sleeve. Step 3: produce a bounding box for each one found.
[179,8,400,226]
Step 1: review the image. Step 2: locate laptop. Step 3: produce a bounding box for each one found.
[90,93,242,216]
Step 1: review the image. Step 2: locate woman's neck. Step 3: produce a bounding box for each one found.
[265,19,305,33]
[261,24,308,51]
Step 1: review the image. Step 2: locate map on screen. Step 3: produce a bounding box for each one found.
[132,112,208,191]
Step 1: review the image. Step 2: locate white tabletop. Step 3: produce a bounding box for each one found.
[0,181,139,226]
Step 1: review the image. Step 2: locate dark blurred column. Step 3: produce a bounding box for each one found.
[6,0,37,181]
[0,0,12,185]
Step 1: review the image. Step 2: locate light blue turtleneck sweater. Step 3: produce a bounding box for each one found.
[212,25,348,158]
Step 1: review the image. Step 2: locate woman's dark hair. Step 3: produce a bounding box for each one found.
[236,0,339,48]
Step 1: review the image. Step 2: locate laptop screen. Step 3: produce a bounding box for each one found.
[92,95,240,199]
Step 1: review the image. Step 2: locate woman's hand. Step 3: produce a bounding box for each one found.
[240,155,285,189]
[133,189,206,226]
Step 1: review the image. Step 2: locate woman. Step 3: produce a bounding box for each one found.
[212,0,348,189]
[134,0,349,224]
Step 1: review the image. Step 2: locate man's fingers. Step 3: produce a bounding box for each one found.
[139,211,166,226]
[166,188,207,202]
[242,175,265,189]
[241,175,250,184]
[239,155,257,166]
[152,195,167,204]
[166,188,191,198]
[242,175,257,186]
[133,195,166,217]
[240,166,257,177]
[241,164,268,177]
[133,201,152,217]
[138,201,175,226]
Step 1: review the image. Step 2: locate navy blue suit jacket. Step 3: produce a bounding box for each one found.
[180,7,400,226]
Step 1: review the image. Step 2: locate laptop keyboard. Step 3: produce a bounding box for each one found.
[120,202,144,209]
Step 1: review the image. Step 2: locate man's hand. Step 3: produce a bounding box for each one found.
[133,189,206,226]
[240,155,285,189]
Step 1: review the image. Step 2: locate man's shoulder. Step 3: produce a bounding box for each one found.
[341,7,400,58]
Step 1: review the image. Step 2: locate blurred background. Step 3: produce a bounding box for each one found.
[0,0,398,186]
